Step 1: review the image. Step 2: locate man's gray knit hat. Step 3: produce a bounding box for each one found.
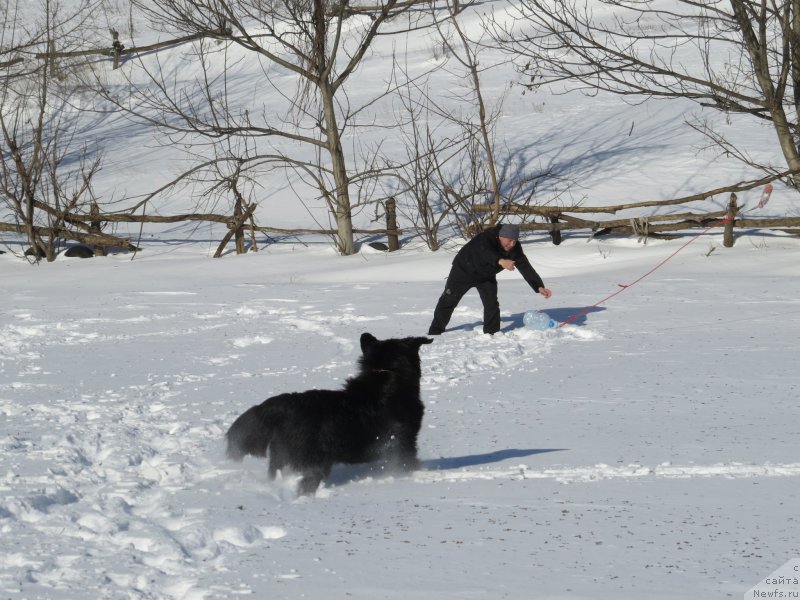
[498,223,519,241]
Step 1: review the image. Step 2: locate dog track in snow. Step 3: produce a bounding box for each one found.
[421,323,597,389]
[0,300,294,597]
[0,387,279,599]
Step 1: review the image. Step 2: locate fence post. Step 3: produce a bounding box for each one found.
[248,211,259,253]
[234,197,245,254]
[47,40,58,78]
[386,198,399,251]
[110,29,124,70]
[90,203,106,256]
[549,215,562,245]
[723,193,737,248]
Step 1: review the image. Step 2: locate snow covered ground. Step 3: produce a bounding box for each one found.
[2,233,799,599]
[3,0,800,598]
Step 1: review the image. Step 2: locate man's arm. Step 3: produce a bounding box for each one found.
[513,251,549,295]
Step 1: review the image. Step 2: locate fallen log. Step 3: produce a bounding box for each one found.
[0,222,139,252]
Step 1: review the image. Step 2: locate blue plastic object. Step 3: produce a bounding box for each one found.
[523,310,557,330]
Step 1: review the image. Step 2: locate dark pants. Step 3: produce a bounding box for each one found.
[429,267,500,335]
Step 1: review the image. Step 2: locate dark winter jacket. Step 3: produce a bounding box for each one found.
[452,225,546,292]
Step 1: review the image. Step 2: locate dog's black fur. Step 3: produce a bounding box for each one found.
[225,333,433,495]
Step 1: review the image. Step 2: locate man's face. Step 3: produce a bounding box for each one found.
[499,236,516,252]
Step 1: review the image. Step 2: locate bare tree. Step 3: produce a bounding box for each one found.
[433,0,503,222]
[1,0,106,261]
[107,0,423,255]
[388,83,465,250]
[381,8,555,245]
[491,0,800,190]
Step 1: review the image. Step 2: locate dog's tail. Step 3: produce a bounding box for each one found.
[225,403,273,461]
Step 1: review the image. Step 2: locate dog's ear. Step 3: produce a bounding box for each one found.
[360,332,378,352]
[408,336,434,348]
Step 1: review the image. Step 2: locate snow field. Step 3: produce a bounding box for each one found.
[2,238,799,598]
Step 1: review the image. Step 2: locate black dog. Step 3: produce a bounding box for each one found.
[226,333,433,495]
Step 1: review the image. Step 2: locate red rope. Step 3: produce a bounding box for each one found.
[558,216,732,328]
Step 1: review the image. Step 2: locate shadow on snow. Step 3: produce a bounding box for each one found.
[422,448,565,470]
[325,448,565,488]
[507,305,607,329]
[446,305,607,333]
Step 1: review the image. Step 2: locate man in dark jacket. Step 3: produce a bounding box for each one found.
[428,223,552,335]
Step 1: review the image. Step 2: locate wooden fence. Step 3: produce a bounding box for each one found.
[0,199,401,257]
[474,179,800,246]
[5,183,800,258]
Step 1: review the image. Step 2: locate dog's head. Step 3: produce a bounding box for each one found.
[359,332,433,376]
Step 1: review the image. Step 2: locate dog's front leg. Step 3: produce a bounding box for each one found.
[390,432,421,472]
[297,465,331,496]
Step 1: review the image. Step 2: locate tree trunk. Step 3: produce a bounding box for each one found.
[314,0,354,256]
[731,0,800,188]
[769,111,800,188]
[723,193,737,247]
[793,0,800,124]
[450,4,500,223]
[471,67,499,224]
[322,87,354,256]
